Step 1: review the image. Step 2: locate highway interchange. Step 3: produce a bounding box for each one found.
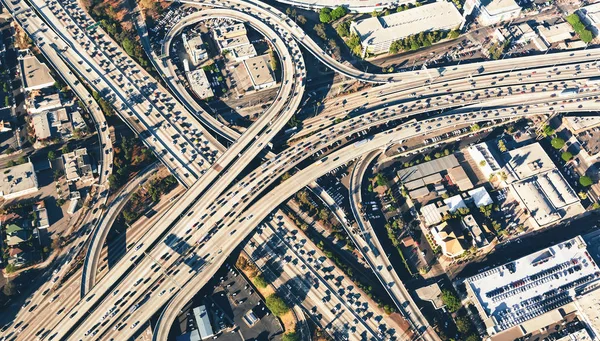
[1,0,600,340]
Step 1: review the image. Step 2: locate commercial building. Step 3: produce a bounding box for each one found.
[192,305,214,340]
[504,143,583,228]
[217,35,251,52]
[230,44,257,62]
[62,148,93,183]
[213,23,247,41]
[19,53,55,92]
[468,187,493,208]
[462,214,490,249]
[447,166,473,191]
[537,23,574,45]
[466,0,522,26]
[494,22,537,44]
[31,112,52,140]
[398,155,460,183]
[186,68,214,100]
[243,55,276,90]
[182,34,207,66]
[350,1,464,55]
[31,108,72,140]
[0,162,38,200]
[580,3,600,36]
[465,235,600,339]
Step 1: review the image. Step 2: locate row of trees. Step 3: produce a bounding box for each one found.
[319,6,348,23]
[389,29,459,54]
[566,13,594,43]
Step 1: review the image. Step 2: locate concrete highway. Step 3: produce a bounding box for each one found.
[5,0,600,339]
[349,151,439,340]
[41,92,600,340]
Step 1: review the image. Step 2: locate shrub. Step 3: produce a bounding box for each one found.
[253,275,268,288]
[265,294,290,316]
[580,176,593,187]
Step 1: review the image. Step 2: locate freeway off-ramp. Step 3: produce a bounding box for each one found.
[3,0,600,339]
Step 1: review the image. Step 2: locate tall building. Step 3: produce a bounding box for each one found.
[182,33,207,66]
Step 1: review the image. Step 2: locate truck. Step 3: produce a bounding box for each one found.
[559,88,579,97]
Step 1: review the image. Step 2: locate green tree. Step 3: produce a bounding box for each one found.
[561,151,573,162]
[253,275,268,288]
[441,289,461,312]
[551,137,565,149]
[580,176,593,187]
[122,37,135,57]
[336,21,351,37]
[319,7,332,23]
[48,150,56,160]
[448,29,460,39]
[61,145,70,154]
[4,96,10,107]
[331,6,347,20]
[265,294,290,316]
[470,123,480,132]
[455,315,473,334]
[465,335,481,341]
[297,15,307,25]
[314,24,327,40]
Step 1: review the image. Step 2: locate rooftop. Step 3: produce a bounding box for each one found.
[468,187,494,207]
[537,23,573,44]
[20,54,55,91]
[466,236,600,335]
[0,162,38,199]
[187,69,214,100]
[506,143,555,180]
[243,55,276,89]
[219,35,251,50]
[443,194,466,212]
[62,148,93,182]
[421,203,443,226]
[564,116,600,132]
[481,0,521,16]
[31,93,62,114]
[581,3,600,27]
[192,305,214,339]
[214,23,247,40]
[448,166,473,191]
[31,113,51,140]
[231,44,257,60]
[351,2,463,47]
[398,154,459,183]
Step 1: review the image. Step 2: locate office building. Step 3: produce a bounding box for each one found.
[187,68,214,100]
[192,305,214,340]
[466,0,522,26]
[350,1,464,55]
[243,55,276,90]
[214,23,247,41]
[182,34,207,66]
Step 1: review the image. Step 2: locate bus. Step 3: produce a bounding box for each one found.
[559,88,579,97]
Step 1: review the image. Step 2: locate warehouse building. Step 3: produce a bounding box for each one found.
[465,235,600,339]
[350,1,464,55]
[19,53,55,92]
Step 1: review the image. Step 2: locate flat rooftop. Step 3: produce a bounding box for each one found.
[214,23,247,40]
[231,44,257,59]
[466,236,600,334]
[0,162,38,198]
[187,69,214,100]
[506,142,555,180]
[243,55,275,88]
[20,55,55,91]
[564,116,600,132]
[581,3,600,27]
[538,23,573,43]
[351,1,463,46]
[219,35,250,50]
[398,154,459,183]
[482,0,521,16]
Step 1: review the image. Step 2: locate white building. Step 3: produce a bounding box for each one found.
[537,23,574,45]
[0,162,38,200]
[230,44,257,62]
[213,24,247,41]
[350,1,464,55]
[466,0,522,26]
[62,148,93,183]
[273,0,417,13]
[580,3,600,36]
[187,69,214,100]
[182,34,207,66]
[20,53,55,92]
